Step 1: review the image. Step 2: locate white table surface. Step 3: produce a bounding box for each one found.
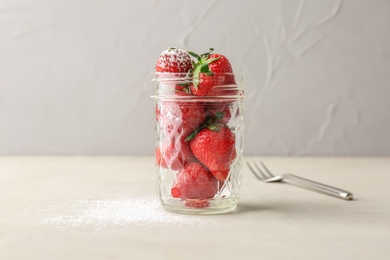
[1,157,389,260]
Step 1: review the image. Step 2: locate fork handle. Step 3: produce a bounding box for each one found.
[283,174,353,200]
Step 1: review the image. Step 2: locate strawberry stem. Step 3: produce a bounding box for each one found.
[187,48,220,90]
[185,112,226,142]
[215,111,224,121]
[199,48,214,58]
[188,51,200,60]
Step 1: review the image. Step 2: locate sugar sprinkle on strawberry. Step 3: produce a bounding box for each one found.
[155,47,193,73]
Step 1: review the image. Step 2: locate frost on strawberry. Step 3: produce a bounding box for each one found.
[155,47,194,95]
[155,47,193,74]
[156,140,195,171]
[156,100,204,170]
[159,101,205,141]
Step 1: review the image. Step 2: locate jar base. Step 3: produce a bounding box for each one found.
[160,198,239,215]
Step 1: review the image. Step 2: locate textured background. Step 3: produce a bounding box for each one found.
[0,0,389,156]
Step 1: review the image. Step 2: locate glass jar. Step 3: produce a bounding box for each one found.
[152,73,245,214]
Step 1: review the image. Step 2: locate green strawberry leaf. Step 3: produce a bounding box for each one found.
[206,123,222,132]
[215,111,224,121]
[200,63,210,73]
[190,49,220,89]
[185,123,208,141]
[185,112,227,141]
[199,48,214,58]
[188,51,200,60]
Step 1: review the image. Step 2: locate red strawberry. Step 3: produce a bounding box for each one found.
[188,49,235,96]
[156,100,203,170]
[156,140,195,171]
[155,104,161,121]
[206,104,232,125]
[155,146,168,168]
[189,126,236,181]
[155,47,193,73]
[158,101,205,141]
[174,83,193,96]
[171,162,218,200]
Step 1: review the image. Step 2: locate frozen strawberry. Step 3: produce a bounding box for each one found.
[155,47,193,74]
[156,140,196,171]
[155,104,161,121]
[188,49,235,96]
[158,101,205,141]
[156,146,167,168]
[156,144,182,170]
[189,126,236,181]
[171,162,218,200]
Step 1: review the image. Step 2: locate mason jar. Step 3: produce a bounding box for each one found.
[152,73,245,214]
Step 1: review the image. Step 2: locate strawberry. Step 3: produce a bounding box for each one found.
[189,125,236,181]
[156,99,204,170]
[171,162,218,200]
[155,104,161,121]
[155,145,168,168]
[158,101,205,141]
[174,83,193,96]
[155,48,193,96]
[155,47,193,74]
[188,49,235,96]
[156,140,196,171]
[206,104,232,125]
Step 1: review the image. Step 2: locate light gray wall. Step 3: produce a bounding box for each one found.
[0,0,389,156]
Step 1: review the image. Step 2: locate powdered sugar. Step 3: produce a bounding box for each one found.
[40,197,215,230]
[156,47,192,72]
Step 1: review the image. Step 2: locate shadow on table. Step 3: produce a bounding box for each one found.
[232,199,355,215]
[233,202,264,214]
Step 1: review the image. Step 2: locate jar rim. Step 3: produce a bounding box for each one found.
[151,72,245,100]
[151,94,245,101]
[152,72,245,83]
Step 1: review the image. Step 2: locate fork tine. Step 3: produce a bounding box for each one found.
[260,161,275,177]
[246,161,265,181]
[253,161,272,179]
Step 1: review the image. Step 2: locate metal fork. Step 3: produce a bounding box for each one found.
[247,161,353,200]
